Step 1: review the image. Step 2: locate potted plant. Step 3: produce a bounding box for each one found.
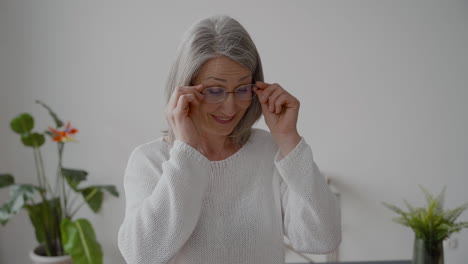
[0,100,119,264]
[382,185,468,264]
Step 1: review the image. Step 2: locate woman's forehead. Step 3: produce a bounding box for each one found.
[197,57,251,81]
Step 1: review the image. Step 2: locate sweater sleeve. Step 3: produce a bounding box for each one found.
[274,137,341,254]
[118,140,211,264]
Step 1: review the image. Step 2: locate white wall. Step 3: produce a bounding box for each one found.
[1,1,467,263]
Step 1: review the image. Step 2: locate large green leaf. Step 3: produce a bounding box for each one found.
[79,185,119,213]
[0,174,15,188]
[96,185,119,197]
[0,204,10,225]
[24,198,62,247]
[7,184,41,214]
[61,218,102,264]
[80,187,103,213]
[36,100,64,128]
[21,133,45,148]
[62,168,88,191]
[0,184,42,225]
[10,113,34,134]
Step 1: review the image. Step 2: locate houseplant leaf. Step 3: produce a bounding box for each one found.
[0,204,11,225]
[7,184,42,214]
[62,168,88,191]
[97,185,119,197]
[36,100,64,128]
[10,113,34,134]
[0,184,42,225]
[80,185,119,213]
[21,133,46,148]
[24,198,62,246]
[0,174,15,188]
[61,218,103,264]
[80,187,103,213]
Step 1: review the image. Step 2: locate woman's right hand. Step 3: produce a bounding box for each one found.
[165,84,205,147]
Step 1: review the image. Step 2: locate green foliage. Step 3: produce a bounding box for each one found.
[1,101,119,262]
[10,113,34,134]
[0,174,15,188]
[0,184,44,225]
[24,198,62,256]
[61,218,103,264]
[382,185,468,243]
[21,133,46,148]
[62,168,88,191]
[35,100,64,128]
[79,185,118,213]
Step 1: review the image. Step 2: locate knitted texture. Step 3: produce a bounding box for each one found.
[118,128,341,264]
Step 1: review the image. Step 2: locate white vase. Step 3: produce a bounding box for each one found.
[29,245,73,264]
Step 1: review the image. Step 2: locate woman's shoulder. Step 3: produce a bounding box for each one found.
[128,136,171,165]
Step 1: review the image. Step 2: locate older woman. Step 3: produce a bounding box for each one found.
[118,15,341,264]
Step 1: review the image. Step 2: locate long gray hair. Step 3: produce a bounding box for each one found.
[164,15,264,148]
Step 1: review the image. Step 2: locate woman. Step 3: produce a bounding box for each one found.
[118,15,341,264]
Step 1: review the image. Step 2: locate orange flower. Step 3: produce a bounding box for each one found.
[48,122,78,142]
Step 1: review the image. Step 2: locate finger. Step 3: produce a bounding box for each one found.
[181,85,204,101]
[268,88,285,112]
[171,85,203,109]
[175,94,197,118]
[275,94,289,114]
[260,83,281,104]
[255,81,271,90]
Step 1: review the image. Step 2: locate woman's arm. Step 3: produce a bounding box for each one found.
[275,138,341,254]
[118,140,210,264]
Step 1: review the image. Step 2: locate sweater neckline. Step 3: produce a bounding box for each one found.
[161,130,256,165]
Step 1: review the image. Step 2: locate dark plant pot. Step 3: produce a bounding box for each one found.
[413,237,444,264]
[29,244,72,264]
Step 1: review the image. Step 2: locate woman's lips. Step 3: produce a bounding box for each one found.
[211,115,234,124]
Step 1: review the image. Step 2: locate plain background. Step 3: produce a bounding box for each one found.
[1,1,467,263]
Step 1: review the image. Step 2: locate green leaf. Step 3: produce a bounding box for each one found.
[62,168,88,191]
[79,185,119,213]
[0,184,43,225]
[24,198,62,250]
[435,186,446,213]
[21,133,45,148]
[61,218,103,264]
[10,113,34,134]
[80,187,103,213]
[97,185,119,197]
[419,185,434,208]
[36,100,64,128]
[0,204,11,225]
[383,186,468,241]
[7,184,41,214]
[0,174,15,188]
[382,202,405,215]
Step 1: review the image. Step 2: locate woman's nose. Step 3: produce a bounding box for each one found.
[220,93,237,115]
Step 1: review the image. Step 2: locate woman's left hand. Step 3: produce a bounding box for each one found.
[254,81,302,156]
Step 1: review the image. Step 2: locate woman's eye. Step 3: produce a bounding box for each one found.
[235,85,250,93]
[206,87,224,94]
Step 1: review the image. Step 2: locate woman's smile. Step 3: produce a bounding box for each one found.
[211,114,234,124]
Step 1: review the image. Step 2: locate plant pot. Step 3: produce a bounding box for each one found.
[413,237,444,264]
[29,245,73,264]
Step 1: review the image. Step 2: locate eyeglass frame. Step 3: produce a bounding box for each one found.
[199,83,258,104]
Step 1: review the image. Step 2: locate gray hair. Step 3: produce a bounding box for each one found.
[163,15,264,148]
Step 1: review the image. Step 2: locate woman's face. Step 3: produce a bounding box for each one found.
[192,56,253,139]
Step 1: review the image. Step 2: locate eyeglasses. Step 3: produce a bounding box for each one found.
[201,84,257,104]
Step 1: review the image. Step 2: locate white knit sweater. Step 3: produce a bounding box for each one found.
[118,128,341,264]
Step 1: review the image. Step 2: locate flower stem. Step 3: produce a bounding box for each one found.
[58,143,69,218]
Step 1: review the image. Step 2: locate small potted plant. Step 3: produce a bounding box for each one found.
[383,185,468,264]
[0,100,119,264]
